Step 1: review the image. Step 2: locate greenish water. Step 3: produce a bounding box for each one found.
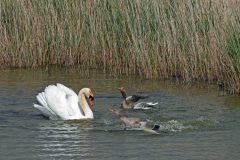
[0,68,240,160]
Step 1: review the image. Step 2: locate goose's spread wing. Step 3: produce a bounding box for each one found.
[120,117,142,127]
[133,102,158,110]
[139,121,160,134]
[44,85,78,119]
[125,95,146,104]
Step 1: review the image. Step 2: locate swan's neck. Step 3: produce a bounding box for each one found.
[78,90,93,119]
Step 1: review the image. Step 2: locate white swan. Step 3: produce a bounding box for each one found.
[33,83,94,120]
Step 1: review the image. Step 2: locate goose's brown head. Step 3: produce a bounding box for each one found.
[117,87,125,92]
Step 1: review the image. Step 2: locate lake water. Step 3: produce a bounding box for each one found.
[0,68,240,160]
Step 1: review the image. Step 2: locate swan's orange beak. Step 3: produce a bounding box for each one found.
[89,95,94,106]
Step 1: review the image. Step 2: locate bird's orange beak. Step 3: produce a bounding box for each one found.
[108,108,116,113]
[108,108,114,112]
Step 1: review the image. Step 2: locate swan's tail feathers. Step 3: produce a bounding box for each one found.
[36,92,47,108]
[146,102,158,106]
[36,92,57,117]
[33,103,51,117]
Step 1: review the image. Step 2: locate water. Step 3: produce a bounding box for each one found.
[0,68,240,160]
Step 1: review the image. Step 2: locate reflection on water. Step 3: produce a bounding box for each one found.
[35,121,94,159]
[0,68,240,160]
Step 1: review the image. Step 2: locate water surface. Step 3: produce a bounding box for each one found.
[0,68,240,160]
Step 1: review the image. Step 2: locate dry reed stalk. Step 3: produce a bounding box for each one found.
[0,0,240,93]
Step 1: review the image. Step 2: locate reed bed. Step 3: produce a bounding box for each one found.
[0,0,240,93]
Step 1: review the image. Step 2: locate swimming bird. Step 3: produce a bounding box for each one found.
[33,83,94,120]
[118,87,158,109]
[108,108,160,132]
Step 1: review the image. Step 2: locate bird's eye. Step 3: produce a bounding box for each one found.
[89,95,94,101]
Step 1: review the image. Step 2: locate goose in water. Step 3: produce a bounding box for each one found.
[108,108,160,132]
[33,83,94,120]
[118,87,158,110]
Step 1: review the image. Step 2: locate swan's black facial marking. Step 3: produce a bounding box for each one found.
[89,95,94,101]
[88,95,94,106]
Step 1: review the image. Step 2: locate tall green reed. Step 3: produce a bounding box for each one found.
[0,0,240,93]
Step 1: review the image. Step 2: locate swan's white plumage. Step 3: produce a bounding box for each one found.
[56,83,77,96]
[45,85,73,119]
[34,91,58,119]
[33,84,93,120]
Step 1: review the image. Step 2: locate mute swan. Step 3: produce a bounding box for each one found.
[118,87,158,109]
[108,108,160,132]
[33,83,94,120]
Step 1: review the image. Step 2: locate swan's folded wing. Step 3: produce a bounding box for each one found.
[56,83,77,97]
[45,85,75,119]
[56,83,81,116]
[36,92,57,116]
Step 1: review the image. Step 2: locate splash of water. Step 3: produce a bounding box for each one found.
[159,120,190,132]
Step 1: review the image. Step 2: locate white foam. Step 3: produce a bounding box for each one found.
[159,120,190,132]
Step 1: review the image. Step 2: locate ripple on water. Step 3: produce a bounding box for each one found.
[1,69,240,160]
[34,122,94,159]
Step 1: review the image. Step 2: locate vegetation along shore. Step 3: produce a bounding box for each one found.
[0,0,240,93]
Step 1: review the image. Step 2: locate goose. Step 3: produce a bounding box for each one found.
[108,108,160,132]
[33,83,94,120]
[118,87,158,109]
